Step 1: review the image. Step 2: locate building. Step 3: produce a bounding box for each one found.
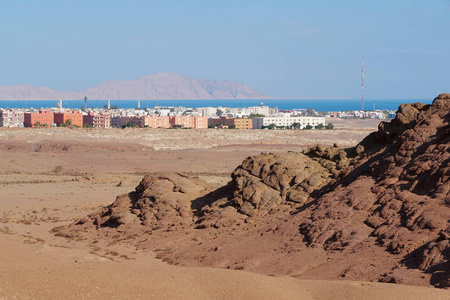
[54,110,83,127]
[208,116,252,129]
[83,112,110,128]
[252,116,325,129]
[170,116,195,128]
[146,116,171,128]
[208,116,235,127]
[110,115,122,128]
[198,107,217,117]
[233,118,252,129]
[120,115,171,128]
[24,110,54,127]
[0,109,24,127]
[248,105,269,116]
[118,116,140,127]
[193,116,208,128]
[170,116,207,129]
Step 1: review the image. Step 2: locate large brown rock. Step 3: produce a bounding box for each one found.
[229,151,337,217]
[59,173,219,235]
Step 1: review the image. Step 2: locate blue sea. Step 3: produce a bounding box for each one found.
[0,99,430,111]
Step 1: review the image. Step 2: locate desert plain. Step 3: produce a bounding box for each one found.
[1,118,449,299]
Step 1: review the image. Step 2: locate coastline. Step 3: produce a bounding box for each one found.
[0,99,429,111]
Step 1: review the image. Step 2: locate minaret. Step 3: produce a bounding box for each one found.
[361,58,364,111]
[138,99,140,109]
[107,99,110,110]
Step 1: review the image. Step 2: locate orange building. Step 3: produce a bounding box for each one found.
[233,118,252,129]
[54,111,83,127]
[119,116,171,128]
[83,112,110,128]
[24,110,54,127]
[146,116,170,128]
[193,116,208,128]
[170,116,207,128]
[170,116,194,128]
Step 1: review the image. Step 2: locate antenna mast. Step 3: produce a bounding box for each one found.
[361,58,364,111]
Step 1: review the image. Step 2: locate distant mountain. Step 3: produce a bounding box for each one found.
[0,73,270,100]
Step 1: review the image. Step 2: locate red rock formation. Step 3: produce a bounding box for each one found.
[55,94,450,289]
[298,93,450,287]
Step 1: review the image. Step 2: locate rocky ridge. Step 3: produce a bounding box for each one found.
[55,94,450,289]
[0,73,268,100]
[297,94,450,287]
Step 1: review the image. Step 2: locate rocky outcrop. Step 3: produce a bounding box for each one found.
[56,94,450,289]
[65,150,347,233]
[197,145,353,227]
[416,231,450,288]
[66,173,220,235]
[298,94,450,287]
[229,150,342,217]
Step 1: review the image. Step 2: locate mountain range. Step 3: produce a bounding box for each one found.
[0,73,270,100]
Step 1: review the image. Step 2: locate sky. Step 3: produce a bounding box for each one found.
[1,0,449,99]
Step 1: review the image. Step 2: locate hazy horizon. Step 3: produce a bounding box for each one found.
[1,1,449,99]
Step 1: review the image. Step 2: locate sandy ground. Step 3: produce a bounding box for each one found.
[1,120,449,299]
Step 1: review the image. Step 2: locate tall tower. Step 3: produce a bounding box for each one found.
[138,99,140,109]
[361,58,364,111]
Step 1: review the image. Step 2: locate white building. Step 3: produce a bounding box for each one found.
[198,107,219,117]
[0,109,24,127]
[252,116,326,129]
[248,105,270,116]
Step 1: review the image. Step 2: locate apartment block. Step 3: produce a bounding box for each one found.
[110,115,121,128]
[0,109,24,127]
[170,116,194,128]
[119,116,140,127]
[117,116,171,128]
[193,116,207,129]
[198,107,217,117]
[170,116,207,129]
[83,112,110,128]
[208,116,235,127]
[248,105,270,116]
[24,110,54,127]
[146,116,171,128]
[252,116,325,129]
[233,118,252,129]
[54,111,83,127]
[208,117,252,129]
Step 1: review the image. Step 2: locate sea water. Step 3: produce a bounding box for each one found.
[0,99,430,111]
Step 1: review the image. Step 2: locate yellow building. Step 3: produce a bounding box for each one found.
[234,118,252,129]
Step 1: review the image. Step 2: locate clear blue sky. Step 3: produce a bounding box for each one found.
[1,0,449,99]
